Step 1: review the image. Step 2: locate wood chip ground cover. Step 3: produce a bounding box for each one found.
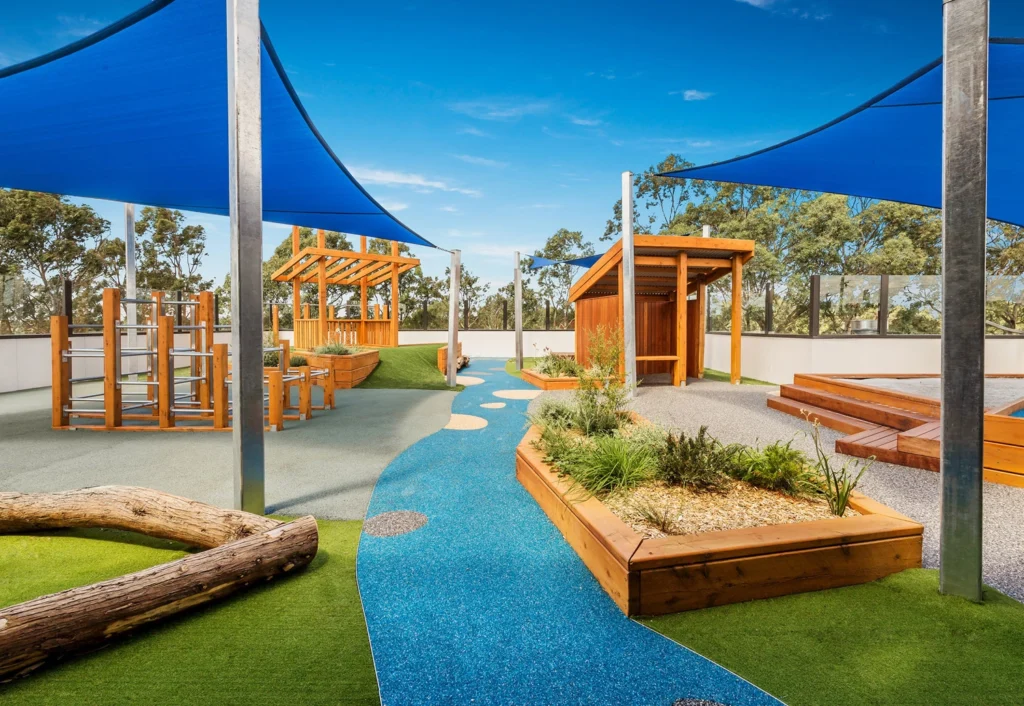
[602,480,856,539]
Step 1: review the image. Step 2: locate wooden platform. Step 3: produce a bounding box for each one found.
[768,374,1024,487]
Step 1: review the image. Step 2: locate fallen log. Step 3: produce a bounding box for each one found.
[0,486,280,549]
[0,487,318,682]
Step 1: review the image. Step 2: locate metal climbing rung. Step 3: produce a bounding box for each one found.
[67,323,103,329]
[116,324,158,330]
[172,407,214,414]
[163,300,199,306]
[122,401,158,412]
[70,375,105,384]
[121,298,156,305]
[174,325,205,331]
[171,350,212,358]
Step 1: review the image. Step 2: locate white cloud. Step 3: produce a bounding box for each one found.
[453,154,508,168]
[466,243,525,259]
[735,0,775,7]
[0,52,12,68]
[683,89,713,101]
[349,167,481,197]
[440,206,459,213]
[56,14,106,38]
[380,202,409,212]
[458,126,492,138]
[449,99,549,121]
[522,203,560,210]
[569,116,602,127]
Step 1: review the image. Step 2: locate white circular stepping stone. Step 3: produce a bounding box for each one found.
[445,414,488,430]
[480,402,506,409]
[493,389,542,400]
[457,375,484,386]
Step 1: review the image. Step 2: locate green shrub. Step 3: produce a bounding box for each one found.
[559,434,657,495]
[290,354,308,367]
[315,342,352,356]
[807,419,870,515]
[658,426,736,490]
[530,398,576,429]
[535,351,582,378]
[732,439,821,496]
[585,324,622,377]
[535,423,584,468]
[263,350,280,367]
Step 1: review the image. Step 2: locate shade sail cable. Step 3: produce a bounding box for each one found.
[0,0,435,248]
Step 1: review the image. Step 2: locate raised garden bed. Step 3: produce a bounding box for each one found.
[521,367,587,390]
[516,424,923,616]
[302,348,379,388]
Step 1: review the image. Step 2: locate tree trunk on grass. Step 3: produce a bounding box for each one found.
[0,486,281,549]
[0,487,318,682]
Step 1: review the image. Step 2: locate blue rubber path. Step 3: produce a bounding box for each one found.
[357,360,780,705]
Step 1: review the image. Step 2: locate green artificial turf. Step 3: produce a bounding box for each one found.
[357,344,460,390]
[504,357,538,378]
[701,367,775,386]
[643,569,1024,706]
[1,519,379,705]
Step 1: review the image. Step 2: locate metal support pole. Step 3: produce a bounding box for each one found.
[227,0,265,514]
[878,274,890,336]
[621,171,637,396]
[701,224,711,238]
[125,204,137,378]
[447,250,461,386]
[503,299,508,331]
[62,278,73,325]
[422,298,429,329]
[765,283,774,334]
[514,252,523,370]
[545,300,551,331]
[939,0,988,602]
[809,275,821,337]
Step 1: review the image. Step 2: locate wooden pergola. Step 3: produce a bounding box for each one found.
[568,234,755,385]
[271,227,420,349]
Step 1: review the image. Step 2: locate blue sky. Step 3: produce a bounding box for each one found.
[4,0,1024,291]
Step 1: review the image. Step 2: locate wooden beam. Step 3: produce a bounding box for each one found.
[360,236,367,344]
[337,261,391,286]
[50,316,69,428]
[291,226,301,325]
[697,278,707,378]
[102,288,122,429]
[317,230,328,346]
[367,260,417,287]
[633,234,756,254]
[731,255,742,384]
[569,240,623,302]
[390,241,400,347]
[675,252,688,387]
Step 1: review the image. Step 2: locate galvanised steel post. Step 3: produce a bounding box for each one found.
[447,249,460,386]
[621,171,637,396]
[514,251,523,370]
[227,0,265,514]
[124,204,137,377]
[940,0,988,602]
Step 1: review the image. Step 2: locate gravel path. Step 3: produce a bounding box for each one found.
[529,379,1024,602]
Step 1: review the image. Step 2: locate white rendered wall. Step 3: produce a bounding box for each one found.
[398,330,574,359]
[704,333,1024,385]
[0,332,232,394]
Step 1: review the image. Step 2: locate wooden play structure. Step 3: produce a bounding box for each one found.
[517,421,922,616]
[0,486,317,681]
[50,288,329,432]
[271,229,420,350]
[769,373,1024,488]
[568,234,755,385]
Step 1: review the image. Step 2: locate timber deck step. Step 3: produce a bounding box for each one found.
[897,421,941,458]
[780,384,936,431]
[837,426,940,472]
[766,395,878,436]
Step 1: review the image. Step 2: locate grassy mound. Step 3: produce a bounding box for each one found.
[643,568,1024,706]
[504,357,538,378]
[1,520,379,705]
[358,344,457,390]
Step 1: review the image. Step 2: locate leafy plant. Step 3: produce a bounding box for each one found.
[585,324,622,377]
[658,426,736,490]
[529,398,576,429]
[263,350,280,367]
[534,350,582,378]
[631,499,676,534]
[559,434,658,495]
[806,418,870,515]
[290,354,308,367]
[315,342,352,355]
[732,439,821,496]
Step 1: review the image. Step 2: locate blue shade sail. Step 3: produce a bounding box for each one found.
[0,0,433,247]
[663,39,1024,228]
[529,254,603,270]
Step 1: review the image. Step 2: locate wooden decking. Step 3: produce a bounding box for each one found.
[767,374,1024,487]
